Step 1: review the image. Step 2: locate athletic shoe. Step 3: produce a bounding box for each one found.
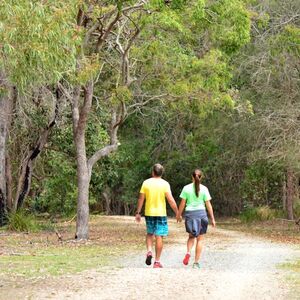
[153,261,163,268]
[183,253,191,265]
[193,262,201,269]
[145,251,152,266]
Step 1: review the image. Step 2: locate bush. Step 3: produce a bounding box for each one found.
[240,206,276,222]
[294,201,300,219]
[8,210,40,232]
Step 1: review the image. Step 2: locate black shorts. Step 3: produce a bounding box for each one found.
[184,210,208,237]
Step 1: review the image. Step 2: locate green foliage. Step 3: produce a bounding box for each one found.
[276,25,300,56]
[33,150,77,216]
[195,0,251,54]
[240,163,283,208]
[7,210,39,232]
[74,55,101,85]
[0,0,81,90]
[5,0,288,221]
[294,201,300,219]
[31,117,113,215]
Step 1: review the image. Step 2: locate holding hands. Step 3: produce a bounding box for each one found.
[176,213,182,223]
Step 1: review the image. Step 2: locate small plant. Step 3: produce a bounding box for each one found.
[7,210,40,232]
[293,201,300,219]
[256,206,276,220]
[240,207,258,223]
[240,206,276,222]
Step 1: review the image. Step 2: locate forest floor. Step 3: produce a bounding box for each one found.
[0,216,299,300]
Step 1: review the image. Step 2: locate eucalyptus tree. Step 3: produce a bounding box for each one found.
[96,0,252,216]
[233,0,300,219]
[0,0,79,223]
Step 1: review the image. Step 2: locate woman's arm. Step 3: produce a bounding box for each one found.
[205,200,216,227]
[176,198,186,222]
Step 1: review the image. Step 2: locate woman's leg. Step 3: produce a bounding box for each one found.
[195,234,204,263]
[187,234,195,253]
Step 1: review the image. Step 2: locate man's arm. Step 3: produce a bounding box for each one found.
[205,200,216,227]
[165,192,178,216]
[135,193,145,223]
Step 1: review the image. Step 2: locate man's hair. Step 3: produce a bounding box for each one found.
[152,163,164,177]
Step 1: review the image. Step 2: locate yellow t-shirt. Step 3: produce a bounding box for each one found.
[140,177,171,216]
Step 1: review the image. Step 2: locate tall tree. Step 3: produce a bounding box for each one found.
[233,0,300,219]
[60,1,154,239]
[0,0,80,217]
[0,73,14,225]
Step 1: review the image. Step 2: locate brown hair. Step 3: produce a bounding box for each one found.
[192,169,203,197]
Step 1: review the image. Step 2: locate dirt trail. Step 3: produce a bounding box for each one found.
[1,220,299,300]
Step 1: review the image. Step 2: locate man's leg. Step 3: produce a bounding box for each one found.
[145,233,154,265]
[146,233,154,252]
[155,235,163,261]
[195,234,204,263]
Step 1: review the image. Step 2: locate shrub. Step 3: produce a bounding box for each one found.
[8,210,40,232]
[256,206,276,220]
[240,206,276,222]
[294,201,300,219]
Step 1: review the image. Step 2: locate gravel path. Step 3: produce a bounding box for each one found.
[2,222,299,300]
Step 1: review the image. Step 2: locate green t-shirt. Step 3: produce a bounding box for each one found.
[179,183,211,211]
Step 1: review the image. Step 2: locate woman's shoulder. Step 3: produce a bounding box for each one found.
[200,184,209,191]
[182,183,193,190]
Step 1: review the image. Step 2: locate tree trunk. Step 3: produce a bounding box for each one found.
[5,155,13,210]
[102,188,111,215]
[72,82,93,240]
[0,96,8,225]
[282,176,287,211]
[13,92,60,211]
[75,142,90,239]
[0,75,13,225]
[124,203,129,215]
[286,168,294,220]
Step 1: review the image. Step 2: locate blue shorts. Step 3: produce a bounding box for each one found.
[145,216,168,236]
[184,210,208,237]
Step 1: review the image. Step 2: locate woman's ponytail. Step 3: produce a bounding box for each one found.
[192,169,203,197]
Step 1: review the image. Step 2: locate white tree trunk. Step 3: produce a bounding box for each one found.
[0,96,8,224]
[0,74,13,224]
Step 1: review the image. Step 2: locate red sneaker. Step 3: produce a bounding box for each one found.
[153,261,163,268]
[145,251,152,266]
[183,253,190,265]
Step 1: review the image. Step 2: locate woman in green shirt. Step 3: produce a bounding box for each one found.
[177,169,216,269]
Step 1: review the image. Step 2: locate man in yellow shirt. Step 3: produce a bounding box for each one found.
[135,163,178,268]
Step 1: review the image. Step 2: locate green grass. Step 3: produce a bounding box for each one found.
[280,258,300,297]
[218,218,300,244]
[0,245,112,277]
[0,215,145,279]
